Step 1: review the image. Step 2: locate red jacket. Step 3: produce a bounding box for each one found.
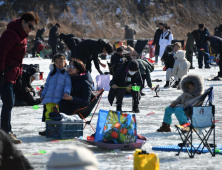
[0,18,28,84]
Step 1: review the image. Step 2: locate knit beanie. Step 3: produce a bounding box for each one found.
[127,60,139,71]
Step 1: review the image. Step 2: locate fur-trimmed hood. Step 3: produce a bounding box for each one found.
[180,74,204,96]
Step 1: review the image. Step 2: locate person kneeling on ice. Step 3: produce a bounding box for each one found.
[15,67,41,106]
[157,74,204,132]
[108,60,142,113]
[40,54,71,121]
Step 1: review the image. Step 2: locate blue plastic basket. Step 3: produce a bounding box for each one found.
[46,120,83,139]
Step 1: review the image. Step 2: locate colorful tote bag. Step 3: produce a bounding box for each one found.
[95,110,137,144]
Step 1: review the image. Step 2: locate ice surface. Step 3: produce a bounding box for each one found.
[0,55,222,170]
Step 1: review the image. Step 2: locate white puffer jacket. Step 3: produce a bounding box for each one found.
[172,50,190,79]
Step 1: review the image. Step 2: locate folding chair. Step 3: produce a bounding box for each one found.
[72,88,104,132]
[175,86,216,158]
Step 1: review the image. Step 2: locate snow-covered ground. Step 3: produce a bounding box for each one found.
[0,55,222,170]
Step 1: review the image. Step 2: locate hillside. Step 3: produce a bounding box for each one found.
[0,0,222,40]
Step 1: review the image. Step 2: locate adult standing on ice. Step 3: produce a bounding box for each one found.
[152,23,163,64]
[48,23,60,61]
[159,24,173,63]
[0,11,39,144]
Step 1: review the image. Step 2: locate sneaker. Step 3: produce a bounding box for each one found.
[132,105,140,113]
[8,133,22,144]
[39,130,46,136]
[190,66,195,69]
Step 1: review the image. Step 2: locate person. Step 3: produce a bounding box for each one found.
[31,39,44,58]
[152,23,164,64]
[0,11,39,144]
[196,24,210,69]
[125,25,136,47]
[72,39,113,74]
[0,129,33,170]
[171,50,190,89]
[162,42,181,88]
[46,146,98,170]
[40,54,71,122]
[214,24,222,38]
[110,47,126,74]
[35,27,45,42]
[59,33,81,60]
[186,31,196,69]
[15,67,41,106]
[48,23,60,61]
[206,35,222,80]
[59,58,93,117]
[159,24,173,61]
[108,60,142,113]
[120,44,139,59]
[157,74,204,132]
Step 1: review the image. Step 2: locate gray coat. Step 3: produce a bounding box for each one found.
[172,74,204,108]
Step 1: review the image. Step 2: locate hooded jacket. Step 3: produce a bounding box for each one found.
[172,50,190,79]
[185,33,194,55]
[0,18,28,84]
[73,39,106,72]
[172,74,204,108]
[41,66,72,105]
[120,45,139,58]
[108,62,142,106]
[159,30,173,58]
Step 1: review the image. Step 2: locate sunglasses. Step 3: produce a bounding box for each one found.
[26,22,35,30]
[67,65,75,69]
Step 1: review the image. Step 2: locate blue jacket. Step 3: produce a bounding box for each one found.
[197,28,210,49]
[41,68,71,105]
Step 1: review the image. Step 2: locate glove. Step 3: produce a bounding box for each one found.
[99,70,104,75]
[0,72,4,87]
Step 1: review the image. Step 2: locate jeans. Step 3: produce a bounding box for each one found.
[198,48,209,68]
[163,107,188,125]
[0,82,15,133]
[49,43,57,61]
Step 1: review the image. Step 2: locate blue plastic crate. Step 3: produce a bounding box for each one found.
[46,120,83,139]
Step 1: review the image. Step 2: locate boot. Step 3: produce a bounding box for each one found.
[116,104,122,112]
[157,122,171,132]
[8,133,22,144]
[163,81,169,88]
[140,91,146,96]
[172,81,179,88]
[132,105,140,113]
[39,130,46,136]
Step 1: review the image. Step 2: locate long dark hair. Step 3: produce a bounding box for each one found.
[69,58,86,74]
[50,54,66,76]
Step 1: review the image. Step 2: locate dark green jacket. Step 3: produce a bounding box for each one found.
[135,59,153,88]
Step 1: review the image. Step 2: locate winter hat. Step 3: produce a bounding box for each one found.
[46,146,98,170]
[174,42,182,49]
[174,50,185,59]
[127,60,139,71]
[27,67,38,77]
[117,47,123,52]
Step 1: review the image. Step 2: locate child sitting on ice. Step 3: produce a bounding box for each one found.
[157,74,204,132]
[40,54,72,121]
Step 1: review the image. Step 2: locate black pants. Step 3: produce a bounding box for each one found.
[116,88,141,106]
[186,53,193,68]
[0,82,15,133]
[49,43,57,61]
[127,40,134,48]
[31,41,39,57]
[15,92,39,106]
[59,99,79,116]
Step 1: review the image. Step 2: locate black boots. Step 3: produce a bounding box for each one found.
[164,81,169,88]
[39,130,46,136]
[116,103,122,112]
[133,105,140,113]
[172,81,179,88]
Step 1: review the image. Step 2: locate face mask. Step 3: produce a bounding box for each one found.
[168,52,172,54]
[128,70,137,76]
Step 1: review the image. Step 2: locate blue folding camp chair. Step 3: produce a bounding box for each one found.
[175,86,216,158]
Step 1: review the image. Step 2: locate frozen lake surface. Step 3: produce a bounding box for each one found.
[0,55,222,170]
